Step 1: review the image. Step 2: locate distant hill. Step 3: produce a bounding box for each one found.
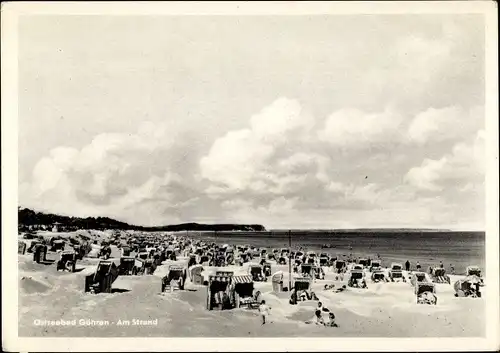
[17,207,267,232]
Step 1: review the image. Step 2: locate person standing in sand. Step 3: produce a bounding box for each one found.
[405,260,410,272]
[259,300,271,325]
[439,261,444,269]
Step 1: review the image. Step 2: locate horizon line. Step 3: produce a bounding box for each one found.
[19,205,484,233]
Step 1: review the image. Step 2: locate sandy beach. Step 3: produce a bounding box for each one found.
[18,230,486,337]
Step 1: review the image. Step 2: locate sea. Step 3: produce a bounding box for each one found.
[184,230,486,276]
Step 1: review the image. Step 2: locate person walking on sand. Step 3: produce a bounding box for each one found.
[416,261,421,271]
[259,300,271,325]
[450,264,455,274]
[439,261,444,269]
[405,260,410,272]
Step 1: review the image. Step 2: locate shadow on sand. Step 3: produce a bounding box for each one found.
[39,259,56,265]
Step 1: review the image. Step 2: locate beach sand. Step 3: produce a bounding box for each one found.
[18,231,486,337]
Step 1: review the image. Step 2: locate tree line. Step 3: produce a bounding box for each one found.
[18,207,266,232]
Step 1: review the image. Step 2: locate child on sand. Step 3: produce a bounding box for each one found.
[315,302,330,325]
[326,312,339,327]
[259,300,271,325]
[315,308,325,325]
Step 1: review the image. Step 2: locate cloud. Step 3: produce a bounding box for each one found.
[258,196,299,215]
[318,105,483,149]
[221,198,253,211]
[20,121,198,225]
[318,107,405,147]
[404,130,485,192]
[198,95,485,229]
[200,98,330,198]
[199,128,274,191]
[408,106,484,144]
[248,98,315,141]
[21,95,486,229]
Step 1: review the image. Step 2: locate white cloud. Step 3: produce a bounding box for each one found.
[326,181,345,193]
[318,107,404,147]
[199,128,274,191]
[258,197,299,215]
[196,95,486,229]
[200,98,332,198]
[22,95,486,230]
[20,121,196,225]
[404,130,485,192]
[404,158,449,191]
[221,198,253,210]
[408,106,484,144]
[249,97,315,141]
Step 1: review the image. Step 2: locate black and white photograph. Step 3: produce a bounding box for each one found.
[2,1,498,351]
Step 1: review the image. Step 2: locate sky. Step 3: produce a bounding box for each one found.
[18,14,486,230]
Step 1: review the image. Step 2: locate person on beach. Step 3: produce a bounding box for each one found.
[315,308,325,325]
[326,312,339,327]
[405,260,410,272]
[222,291,231,310]
[318,301,330,312]
[315,302,330,325]
[336,285,347,293]
[299,290,308,301]
[439,261,444,268]
[259,300,271,325]
[416,261,421,270]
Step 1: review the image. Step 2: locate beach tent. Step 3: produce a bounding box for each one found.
[207,271,234,310]
[18,241,27,255]
[189,265,204,285]
[272,271,284,292]
[293,276,312,291]
[232,275,254,296]
[232,275,259,309]
[87,244,102,258]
